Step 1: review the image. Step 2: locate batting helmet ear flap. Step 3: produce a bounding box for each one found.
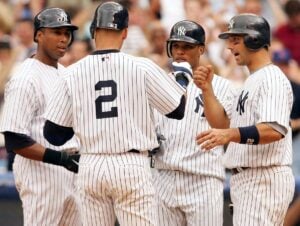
[166,41,172,58]
[244,34,265,50]
[90,20,96,39]
[89,2,128,40]
[219,14,270,51]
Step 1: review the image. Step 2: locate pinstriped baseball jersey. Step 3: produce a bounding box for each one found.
[44,51,185,154]
[223,64,293,168]
[154,75,235,178]
[0,58,81,226]
[0,58,79,150]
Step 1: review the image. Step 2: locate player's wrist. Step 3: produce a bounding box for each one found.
[43,148,63,166]
[43,148,80,173]
[238,125,260,145]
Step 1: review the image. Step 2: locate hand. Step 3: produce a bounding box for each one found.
[193,65,214,92]
[196,128,232,151]
[60,151,80,173]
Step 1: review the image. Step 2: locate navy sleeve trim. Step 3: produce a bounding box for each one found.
[3,132,36,152]
[165,95,186,120]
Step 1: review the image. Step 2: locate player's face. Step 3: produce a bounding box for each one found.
[38,27,72,60]
[225,35,250,66]
[171,41,203,70]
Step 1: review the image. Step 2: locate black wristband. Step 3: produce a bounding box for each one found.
[43,148,62,166]
[238,126,260,145]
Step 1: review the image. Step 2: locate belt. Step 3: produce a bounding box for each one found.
[128,149,156,168]
[128,149,140,153]
[231,167,250,175]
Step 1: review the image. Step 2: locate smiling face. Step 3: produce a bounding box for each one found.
[35,27,73,66]
[171,41,204,70]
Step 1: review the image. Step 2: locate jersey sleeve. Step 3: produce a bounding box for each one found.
[257,75,293,134]
[0,77,37,135]
[144,61,185,115]
[44,78,73,127]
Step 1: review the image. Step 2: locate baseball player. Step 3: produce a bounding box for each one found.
[42,2,187,226]
[194,14,295,226]
[152,20,235,226]
[0,8,81,226]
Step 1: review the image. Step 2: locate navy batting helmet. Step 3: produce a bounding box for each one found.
[166,20,205,57]
[218,13,270,50]
[90,1,129,39]
[33,8,78,44]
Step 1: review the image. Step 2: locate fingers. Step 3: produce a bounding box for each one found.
[196,130,214,150]
[193,65,214,89]
[196,129,221,151]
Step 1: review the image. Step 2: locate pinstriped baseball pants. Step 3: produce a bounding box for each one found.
[77,153,157,226]
[230,166,295,226]
[153,169,224,226]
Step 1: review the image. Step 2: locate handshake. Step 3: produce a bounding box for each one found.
[172,62,193,89]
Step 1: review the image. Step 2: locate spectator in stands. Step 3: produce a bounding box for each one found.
[274,0,300,65]
[59,38,93,66]
[141,20,169,71]
[12,17,37,63]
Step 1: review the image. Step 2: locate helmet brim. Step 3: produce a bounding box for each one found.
[218,29,252,39]
[45,24,78,30]
[167,36,202,45]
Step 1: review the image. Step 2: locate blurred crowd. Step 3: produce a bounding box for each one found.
[0,0,300,225]
[0,0,300,171]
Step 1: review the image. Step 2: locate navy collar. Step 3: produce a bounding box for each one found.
[91,49,120,55]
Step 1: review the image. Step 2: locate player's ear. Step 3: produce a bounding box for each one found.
[198,45,205,55]
[121,28,128,40]
[35,29,44,43]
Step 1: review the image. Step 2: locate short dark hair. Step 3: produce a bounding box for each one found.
[284,0,300,17]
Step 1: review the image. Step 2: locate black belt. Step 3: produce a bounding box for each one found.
[231,167,250,175]
[128,149,140,153]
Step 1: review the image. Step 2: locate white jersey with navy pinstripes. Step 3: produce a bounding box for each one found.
[0,58,79,150]
[154,75,235,178]
[0,58,80,226]
[223,64,293,168]
[44,51,185,154]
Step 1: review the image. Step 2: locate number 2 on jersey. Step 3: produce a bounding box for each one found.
[95,80,118,119]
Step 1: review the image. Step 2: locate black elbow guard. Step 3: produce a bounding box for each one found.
[44,120,74,146]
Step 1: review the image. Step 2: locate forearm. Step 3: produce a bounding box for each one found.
[14,143,46,161]
[197,123,285,150]
[256,123,284,144]
[202,87,230,128]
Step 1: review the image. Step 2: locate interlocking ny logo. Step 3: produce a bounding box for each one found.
[195,94,205,117]
[228,19,235,30]
[57,12,68,22]
[177,26,186,36]
[236,90,249,115]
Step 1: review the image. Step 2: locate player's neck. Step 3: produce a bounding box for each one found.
[33,54,58,68]
[247,50,272,74]
[94,30,124,51]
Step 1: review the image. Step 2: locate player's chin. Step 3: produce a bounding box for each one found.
[56,48,67,56]
[55,51,67,59]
